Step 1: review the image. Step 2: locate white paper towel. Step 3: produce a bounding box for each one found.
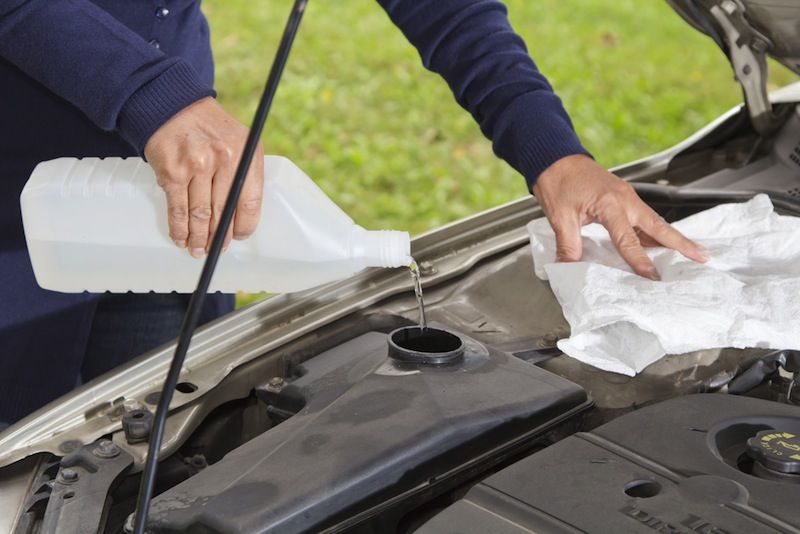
[528,194,800,376]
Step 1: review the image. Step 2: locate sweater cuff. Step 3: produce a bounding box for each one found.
[117,60,215,154]
[497,92,592,191]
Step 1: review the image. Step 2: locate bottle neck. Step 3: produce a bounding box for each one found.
[350,227,411,268]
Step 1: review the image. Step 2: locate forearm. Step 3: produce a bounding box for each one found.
[377,0,590,187]
[0,0,213,152]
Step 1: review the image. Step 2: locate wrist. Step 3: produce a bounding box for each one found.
[117,61,215,155]
[532,154,594,196]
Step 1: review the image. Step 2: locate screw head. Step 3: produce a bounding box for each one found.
[721,0,737,14]
[123,398,143,412]
[184,454,208,470]
[752,39,768,54]
[93,439,120,458]
[418,261,437,276]
[269,376,285,388]
[60,468,79,483]
[540,333,560,348]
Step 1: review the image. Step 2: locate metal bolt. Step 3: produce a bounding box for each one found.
[93,439,120,458]
[418,260,437,276]
[60,468,79,483]
[721,0,737,15]
[540,333,560,348]
[752,39,768,54]
[123,398,143,412]
[184,454,207,470]
[269,376,285,388]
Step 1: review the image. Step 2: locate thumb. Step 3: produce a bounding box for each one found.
[551,215,583,262]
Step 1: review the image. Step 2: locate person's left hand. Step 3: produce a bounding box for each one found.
[532,154,708,280]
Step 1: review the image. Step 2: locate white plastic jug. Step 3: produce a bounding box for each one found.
[21,156,411,293]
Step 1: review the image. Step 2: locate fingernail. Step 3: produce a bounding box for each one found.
[190,248,205,258]
[696,245,710,262]
[174,239,186,248]
[646,268,661,281]
[233,233,246,241]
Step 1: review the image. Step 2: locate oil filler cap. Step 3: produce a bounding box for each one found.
[746,430,800,475]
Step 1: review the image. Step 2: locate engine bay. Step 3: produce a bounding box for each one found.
[6,1,800,531]
[6,100,800,533]
[13,188,800,533]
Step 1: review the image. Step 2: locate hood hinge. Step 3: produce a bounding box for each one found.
[708,0,785,136]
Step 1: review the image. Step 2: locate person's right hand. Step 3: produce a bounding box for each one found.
[144,97,264,258]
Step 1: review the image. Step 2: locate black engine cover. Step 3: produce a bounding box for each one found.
[147,329,589,533]
[420,394,800,533]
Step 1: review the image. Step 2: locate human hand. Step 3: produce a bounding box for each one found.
[144,97,264,258]
[532,154,708,280]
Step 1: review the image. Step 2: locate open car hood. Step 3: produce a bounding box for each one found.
[667,0,800,134]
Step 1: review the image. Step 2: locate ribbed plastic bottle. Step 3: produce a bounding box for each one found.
[21,156,411,293]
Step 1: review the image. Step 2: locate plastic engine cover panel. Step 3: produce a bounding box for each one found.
[419,394,800,533]
[147,329,589,533]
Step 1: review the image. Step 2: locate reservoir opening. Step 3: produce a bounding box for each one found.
[388,326,465,365]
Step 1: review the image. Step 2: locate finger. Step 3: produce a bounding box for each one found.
[636,206,708,263]
[161,182,189,248]
[210,169,234,253]
[187,176,213,258]
[599,205,660,280]
[550,213,583,262]
[233,149,264,240]
[635,227,660,248]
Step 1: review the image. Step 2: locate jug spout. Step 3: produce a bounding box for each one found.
[351,227,411,269]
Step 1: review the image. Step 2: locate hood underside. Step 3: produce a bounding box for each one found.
[667,0,800,135]
[668,0,800,73]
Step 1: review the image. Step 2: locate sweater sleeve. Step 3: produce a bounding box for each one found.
[0,0,214,153]
[376,0,591,188]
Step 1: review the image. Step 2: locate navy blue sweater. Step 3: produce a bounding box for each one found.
[0,0,587,420]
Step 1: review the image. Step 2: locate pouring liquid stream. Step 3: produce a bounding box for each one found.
[409,259,427,330]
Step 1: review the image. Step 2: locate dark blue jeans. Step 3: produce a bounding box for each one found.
[0,292,234,428]
[80,293,234,381]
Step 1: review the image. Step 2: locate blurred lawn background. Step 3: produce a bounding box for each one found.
[203,0,797,307]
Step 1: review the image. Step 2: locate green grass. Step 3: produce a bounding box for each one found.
[203,0,797,307]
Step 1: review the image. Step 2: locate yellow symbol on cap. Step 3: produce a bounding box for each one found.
[776,440,800,452]
[761,432,795,442]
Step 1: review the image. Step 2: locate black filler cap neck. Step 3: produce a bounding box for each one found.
[747,430,800,475]
[388,326,464,365]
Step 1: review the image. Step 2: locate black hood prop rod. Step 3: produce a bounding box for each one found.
[131,1,308,531]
